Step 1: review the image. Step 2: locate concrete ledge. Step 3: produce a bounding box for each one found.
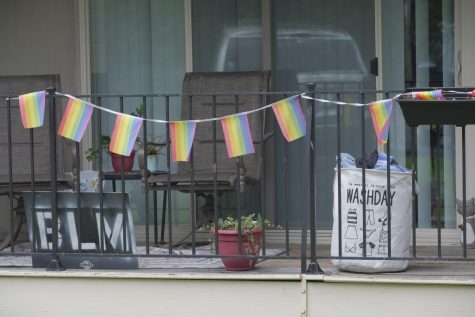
[1,268,474,317]
[316,274,475,286]
[2,267,475,286]
[0,268,302,281]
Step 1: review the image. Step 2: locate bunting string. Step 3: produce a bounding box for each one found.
[300,93,369,107]
[52,89,475,123]
[5,88,475,160]
[56,92,275,124]
[58,93,167,123]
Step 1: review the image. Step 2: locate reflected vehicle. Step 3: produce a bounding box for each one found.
[216,28,369,90]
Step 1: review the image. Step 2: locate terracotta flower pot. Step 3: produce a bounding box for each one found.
[110,150,136,172]
[217,228,262,271]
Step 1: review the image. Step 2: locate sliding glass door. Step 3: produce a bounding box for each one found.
[273,0,377,227]
[88,0,456,230]
[89,0,186,224]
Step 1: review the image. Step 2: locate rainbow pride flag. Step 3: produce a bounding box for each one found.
[411,89,444,100]
[109,114,143,156]
[272,96,306,142]
[369,99,393,145]
[57,98,93,142]
[170,121,196,161]
[221,114,255,158]
[18,91,46,128]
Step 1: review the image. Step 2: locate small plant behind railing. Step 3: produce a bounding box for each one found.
[84,103,166,171]
[85,135,110,163]
[209,213,277,271]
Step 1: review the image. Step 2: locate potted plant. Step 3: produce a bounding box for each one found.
[210,214,264,271]
[145,144,160,172]
[86,103,148,173]
[86,135,136,173]
[136,137,165,172]
[85,135,110,164]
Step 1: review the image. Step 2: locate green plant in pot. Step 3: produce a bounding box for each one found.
[136,137,165,172]
[131,103,166,172]
[210,213,264,271]
[85,135,110,164]
[145,144,160,172]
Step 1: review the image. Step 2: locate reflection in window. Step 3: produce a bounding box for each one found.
[192,0,262,72]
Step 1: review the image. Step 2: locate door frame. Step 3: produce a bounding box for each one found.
[455,0,475,203]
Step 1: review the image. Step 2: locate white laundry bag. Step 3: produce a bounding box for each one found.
[331,168,413,272]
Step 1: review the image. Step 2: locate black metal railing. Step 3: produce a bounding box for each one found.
[0,87,474,274]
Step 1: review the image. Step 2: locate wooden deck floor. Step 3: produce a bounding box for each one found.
[1,227,475,285]
[2,243,474,286]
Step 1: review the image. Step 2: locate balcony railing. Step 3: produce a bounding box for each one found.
[0,87,474,273]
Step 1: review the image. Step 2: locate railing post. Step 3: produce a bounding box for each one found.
[7,97,14,252]
[462,125,467,257]
[360,92,367,258]
[46,87,64,271]
[304,83,323,274]
[166,96,173,253]
[411,127,418,257]
[142,96,150,254]
[385,92,392,259]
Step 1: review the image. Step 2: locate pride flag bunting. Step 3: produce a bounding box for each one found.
[170,121,196,161]
[109,114,143,156]
[221,114,255,158]
[411,89,444,100]
[18,91,46,128]
[58,98,93,142]
[369,99,393,145]
[272,96,306,142]
[16,88,471,160]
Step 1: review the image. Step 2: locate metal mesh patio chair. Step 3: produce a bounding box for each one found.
[147,71,271,239]
[0,75,72,249]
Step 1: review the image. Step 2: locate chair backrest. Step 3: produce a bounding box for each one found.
[178,71,271,179]
[0,75,70,186]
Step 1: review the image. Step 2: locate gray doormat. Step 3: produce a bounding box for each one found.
[1,244,285,269]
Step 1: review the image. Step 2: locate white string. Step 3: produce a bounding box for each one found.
[56,92,277,124]
[5,89,474,123]
[300,93,366,106]
[300,93,404,105]
[443,90,475,96]
[57,93,168,123]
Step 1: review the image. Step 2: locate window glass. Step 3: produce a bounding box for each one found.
[192,0,262,72]
[90,0,186,225]
[273,0,376,228]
